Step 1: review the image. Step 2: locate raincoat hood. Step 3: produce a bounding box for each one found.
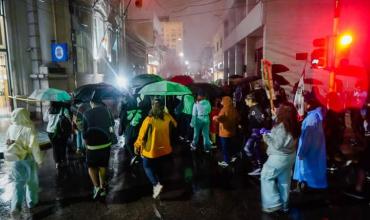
[221,96,233,108]
[11,108,34,128]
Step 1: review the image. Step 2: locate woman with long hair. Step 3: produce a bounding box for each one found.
[134,98,177,199]
[260,102,300,213]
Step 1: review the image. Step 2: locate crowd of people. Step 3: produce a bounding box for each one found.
[3,79,370,215]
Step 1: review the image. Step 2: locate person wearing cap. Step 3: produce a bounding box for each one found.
[190,93,213,152]
[82,93,116,199]
[134,98,177,199]
[293,91,327,190]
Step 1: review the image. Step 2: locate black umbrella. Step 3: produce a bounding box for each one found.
[272,73,290,86]
[229,74,244,79]
[272,64,289,74]
[238,75,261,84]
[130,74,163,94]
[73,83,123,103]
[187,83,224,100]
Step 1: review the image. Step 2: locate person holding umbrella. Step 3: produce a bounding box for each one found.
[82,93,116,199]
[44,101,71,170]
[134,98,177,199]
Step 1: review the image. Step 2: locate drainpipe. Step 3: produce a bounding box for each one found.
[27,0,42,89]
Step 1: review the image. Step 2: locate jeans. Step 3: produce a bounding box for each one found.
[261,154,295,211]
[192,118,212,150]
[219,137,231,163]
[10,156,39,211]
[142,156,167,186]
[244,129,262,164]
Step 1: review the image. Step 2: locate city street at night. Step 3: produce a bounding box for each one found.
[1,0,370,219]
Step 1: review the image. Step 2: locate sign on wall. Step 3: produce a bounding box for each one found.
[51,43,68,62]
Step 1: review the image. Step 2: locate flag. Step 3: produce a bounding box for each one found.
[294,74,305,117]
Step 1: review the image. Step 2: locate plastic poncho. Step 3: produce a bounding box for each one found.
[293,107,327,189]
[5,108,43,165]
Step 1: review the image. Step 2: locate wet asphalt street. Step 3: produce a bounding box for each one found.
[1,138,370,220]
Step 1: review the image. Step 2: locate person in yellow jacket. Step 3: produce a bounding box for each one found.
[134,98,177,199]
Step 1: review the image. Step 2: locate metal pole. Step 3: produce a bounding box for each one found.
[329,0,340,92]
[69,0,78,88]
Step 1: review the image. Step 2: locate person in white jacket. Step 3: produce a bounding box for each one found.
[4,108,43,213]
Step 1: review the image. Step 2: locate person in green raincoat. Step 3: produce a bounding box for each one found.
[190,93,213,152]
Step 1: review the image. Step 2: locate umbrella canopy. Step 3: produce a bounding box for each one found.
[73,83,123,103]
[139,80,192,96]
[229,74,244,79]
[169,75,194,86]
[237,75,261,85]
[130,74,163,94]
[272,64,289,74]
[29,88,71,102]
[272,73,290,85]
[188,83,224,99]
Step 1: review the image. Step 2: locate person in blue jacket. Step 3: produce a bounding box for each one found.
[293,92,327,189]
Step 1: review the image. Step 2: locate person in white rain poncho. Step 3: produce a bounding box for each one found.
[4,108,43,213]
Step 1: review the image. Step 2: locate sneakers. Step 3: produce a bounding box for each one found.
[218,161,229,168]
[248,168,261,176]
[230,156,237,163]
[93,187,101,199]
[153,183,163,199]
[210,144,217,149]
[190,143,197,151]
[100,188,107,197]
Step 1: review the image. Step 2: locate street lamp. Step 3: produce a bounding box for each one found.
[185,60,189,65]
[179,52,184,57]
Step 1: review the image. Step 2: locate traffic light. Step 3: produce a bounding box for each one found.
[336,33,352,66]
[311,37,328,69]
[135,0,143,8]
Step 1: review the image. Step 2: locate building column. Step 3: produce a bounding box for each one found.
[229,46,235,76]
[235,42,244,75]
[245,37,256,76]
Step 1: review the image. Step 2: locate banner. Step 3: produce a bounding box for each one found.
[294,74,305,117]
[261,59,275,110]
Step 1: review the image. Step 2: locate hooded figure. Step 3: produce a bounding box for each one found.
[190,94,213,152]
[293,93,327,189]
[5,108,43,213]
[213,96,240,167]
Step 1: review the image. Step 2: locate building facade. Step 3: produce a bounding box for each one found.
[160,21,183,56]
[212,26,224,82]
[2,0,124,116]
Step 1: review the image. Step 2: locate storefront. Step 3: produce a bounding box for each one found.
[0,0,10,117]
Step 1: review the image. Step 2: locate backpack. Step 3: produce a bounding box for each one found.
[54,109,72,139]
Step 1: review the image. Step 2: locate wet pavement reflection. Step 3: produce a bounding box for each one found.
[0,139,370,220]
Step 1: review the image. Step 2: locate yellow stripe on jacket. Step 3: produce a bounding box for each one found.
[134,113,177,159]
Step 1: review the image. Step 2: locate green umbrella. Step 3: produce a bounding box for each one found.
[29,88,71,102]
[138,80,192,96]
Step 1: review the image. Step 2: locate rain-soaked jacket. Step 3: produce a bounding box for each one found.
[191,99,211,126]
[293,107,327,188]
[134,113,177,158]
[214,96,240,137]
[5,108,43,165]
